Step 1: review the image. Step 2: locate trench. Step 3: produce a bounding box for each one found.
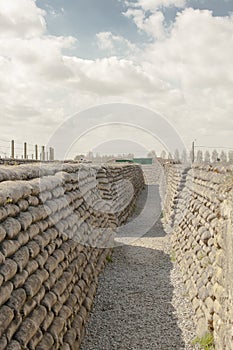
[80,178,192,350]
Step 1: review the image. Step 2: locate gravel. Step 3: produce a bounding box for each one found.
[81,183,199,350]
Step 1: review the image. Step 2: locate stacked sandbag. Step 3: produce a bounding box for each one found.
[0,163,144,350]
[162,164,190,224]
[168,163,233,348]
[96,165,144,226]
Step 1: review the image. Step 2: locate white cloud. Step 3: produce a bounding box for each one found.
[125,0,186,12]
[96,31,137,55]
[140,8,233,141]
[45,4,66,18]
[64,56,165,96]
[0,0,232,154]
[96,32,116,51]
[124,9,166,39]
[0,0,46,38]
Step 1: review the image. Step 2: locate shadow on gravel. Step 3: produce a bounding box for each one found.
[81,185,185,350]
[124,185,167,239]
[81,240,185,350]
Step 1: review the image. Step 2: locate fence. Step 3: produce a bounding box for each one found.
[193,145,233,164]
[0,138,55,162]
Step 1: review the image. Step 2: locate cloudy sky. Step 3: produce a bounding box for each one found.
[0,0,233,158]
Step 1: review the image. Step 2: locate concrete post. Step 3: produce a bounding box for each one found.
[24,142,27,160]
[11,140,14,159]
[191,141,195,163]
[49,147,54,161]
[35,144,38,160]
[41,146,45,161]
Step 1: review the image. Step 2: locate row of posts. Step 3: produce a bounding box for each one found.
[11,140,55,161]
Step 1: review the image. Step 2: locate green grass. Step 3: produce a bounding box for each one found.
[192,333,214,350]
[106,255,113,263]
[170,251,176,262]
[5,197,13,204]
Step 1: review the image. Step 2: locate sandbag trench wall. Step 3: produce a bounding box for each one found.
[162,162,233,349]
[0,163,144,350]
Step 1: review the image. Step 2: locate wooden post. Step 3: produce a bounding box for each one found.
[11,140,14,159]
[24,142,27,160]
[35,144,38,160]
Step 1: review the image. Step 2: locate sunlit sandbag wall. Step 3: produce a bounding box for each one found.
[163,163,233,349]
[0,163,144,350]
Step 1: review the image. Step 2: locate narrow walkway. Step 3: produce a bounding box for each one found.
[81,183,197,350]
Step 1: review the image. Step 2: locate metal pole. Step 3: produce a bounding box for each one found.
[11,140,14,159]
[24,142,27,160]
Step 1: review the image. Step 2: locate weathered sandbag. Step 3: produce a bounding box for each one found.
[48,316,65,340]
[1,217,21,239]
[12,270,28,289]
[28,329,43,349]
[6,314,22,342]
[5,204,20,218]
[7,340,22,350]
[0,305,14,337]
[0,258,18,282]
[17,211,33,231]
[41,312,54,332]
[15,318,38,346]
[30,305,47,326]
[24,274,42,297]
[0,226,6,243]
[0,281,14,306]
[7,288,26,312]
[27,241,40,259]
[36,332,54,349]
[0,181,32,205]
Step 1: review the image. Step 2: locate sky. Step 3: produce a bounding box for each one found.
[0,0,233,158]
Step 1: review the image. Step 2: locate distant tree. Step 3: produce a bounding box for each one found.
[124,153,134,160]
[74,154,85,161]
[160,150,166,159]
[174,149,180,162]
[196,150,203,163]
[211,149,218,163]
[204,150,211,163]
[228,150,233,163]
[168,152,173,160]
[220,150,227,163]
[86,151,93,161]
[147,150,157,158]
[181,149,187,163]
[189,150,193,163]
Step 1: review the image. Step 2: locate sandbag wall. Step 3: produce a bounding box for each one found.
[163,163,233,349]
[162,163,190,224]
[97,165,144,226]
[0,163,144,350]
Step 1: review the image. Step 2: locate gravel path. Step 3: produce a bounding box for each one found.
[81,183,198,350]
